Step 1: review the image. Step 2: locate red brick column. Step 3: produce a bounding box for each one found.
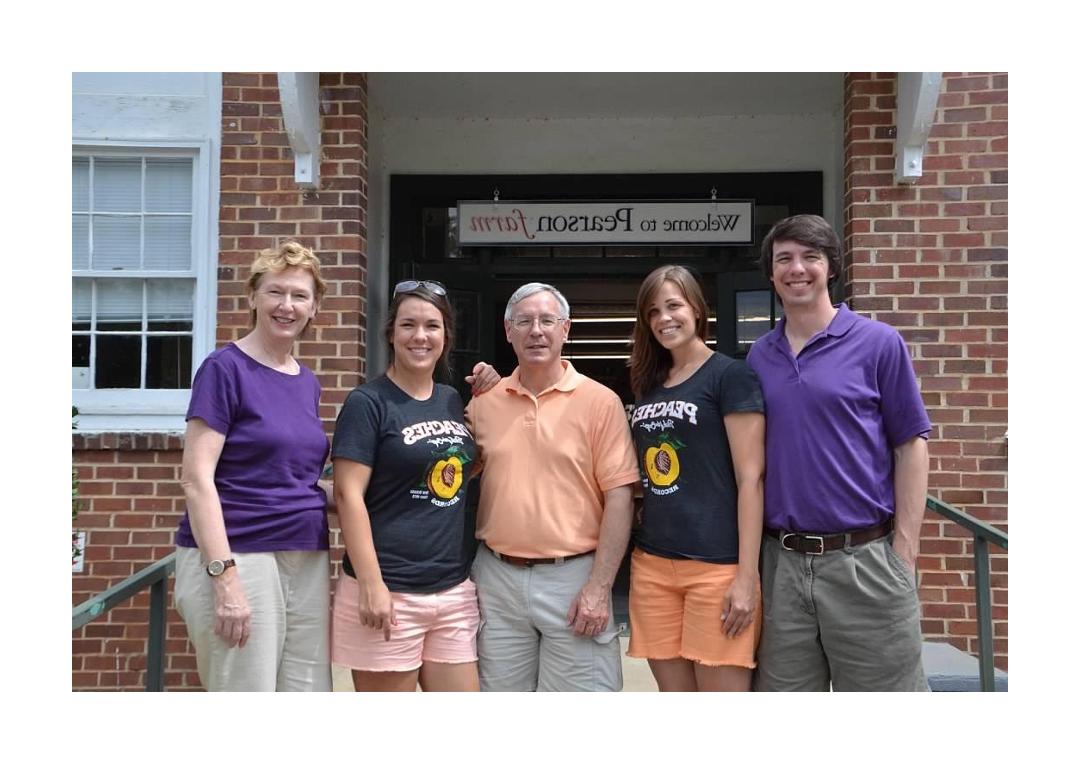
[72,72,369,690]
[843,72,1008,669]
[218,72,368,415]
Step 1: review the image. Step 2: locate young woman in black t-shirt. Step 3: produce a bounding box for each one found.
[626,265,766,692]
[331,281,496,692]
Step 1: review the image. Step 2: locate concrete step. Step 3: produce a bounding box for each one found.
[923,640,1008,692]
[331,637,1006,691]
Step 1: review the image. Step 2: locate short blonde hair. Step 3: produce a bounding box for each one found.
[246,241,327,327]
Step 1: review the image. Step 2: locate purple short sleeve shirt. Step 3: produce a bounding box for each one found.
[175,343,331,552]
[746,304,931,533]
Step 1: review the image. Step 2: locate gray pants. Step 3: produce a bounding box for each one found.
[753,534,927,692]
[174,547,332,692]
[472,544,622,692]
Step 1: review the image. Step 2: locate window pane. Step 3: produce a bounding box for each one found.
[422,207,462,261]
[72,335,91,389]
[144,216,191,270]
[73,279,92,323]
[93,158,142,212]
[97,279,143,330]
[73,158,90,210]
[736,290,773,354]
[72,150,202,402]
[147,335,192,389]
[147,279,194,331]
[145,158,193,213]
[95,335,142,388]
[93,215,141,270]
[72,215,89,270]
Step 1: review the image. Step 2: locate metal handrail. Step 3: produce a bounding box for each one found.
[72,551,176,692]
[925,495,1008,691]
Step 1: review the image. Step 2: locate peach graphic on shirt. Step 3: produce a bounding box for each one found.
[425,445,471,500]
[644,434,684,487]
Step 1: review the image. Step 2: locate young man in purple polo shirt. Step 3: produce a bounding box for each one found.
[747,214,931,691]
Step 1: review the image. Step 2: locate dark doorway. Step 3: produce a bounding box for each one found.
[390,172,822,626]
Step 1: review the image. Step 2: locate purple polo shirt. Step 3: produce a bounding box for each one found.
[746,304,931,533]
[175,343,331,552]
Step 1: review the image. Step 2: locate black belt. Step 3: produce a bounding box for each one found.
[765,519,893,555]
[489,546,592,567]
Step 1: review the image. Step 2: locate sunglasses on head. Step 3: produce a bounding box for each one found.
[393,279,447,297]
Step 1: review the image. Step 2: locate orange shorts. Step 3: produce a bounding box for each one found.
[627,547,762,668]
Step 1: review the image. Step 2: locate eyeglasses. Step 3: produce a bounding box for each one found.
[510,314,567,331]
[394,280,447,296]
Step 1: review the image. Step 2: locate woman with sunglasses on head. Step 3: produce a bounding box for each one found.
[331,279,493,691]
[174,241,334,691]
[626,265,766,691]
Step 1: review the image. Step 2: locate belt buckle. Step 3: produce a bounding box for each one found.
[781,532,825,555]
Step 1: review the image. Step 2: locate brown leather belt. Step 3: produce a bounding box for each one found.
[489,546,593,567]
[765,519,893,555]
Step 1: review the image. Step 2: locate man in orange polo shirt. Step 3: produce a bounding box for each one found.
[466,282,639,691]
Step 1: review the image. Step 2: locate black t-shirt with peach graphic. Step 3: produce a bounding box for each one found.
[333,375,475,592]
[630,353,763,563]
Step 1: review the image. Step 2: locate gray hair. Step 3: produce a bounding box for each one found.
[504,282,571,321]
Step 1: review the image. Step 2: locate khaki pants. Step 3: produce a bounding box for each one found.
[753,534,927,692]
[174,546,331,692]
[472,544,622,692]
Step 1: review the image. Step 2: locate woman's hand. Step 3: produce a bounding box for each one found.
[211,568,252,648]
[358,577,397,641]
[721,567,760,638]
[318,477,336,513]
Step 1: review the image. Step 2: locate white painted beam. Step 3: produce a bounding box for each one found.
[895,72,943,184]
[277,72,321,188]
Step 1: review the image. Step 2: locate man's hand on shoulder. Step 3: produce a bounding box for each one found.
[466,362,501,396]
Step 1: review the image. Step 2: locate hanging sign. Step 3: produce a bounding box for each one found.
[456,200,754,245]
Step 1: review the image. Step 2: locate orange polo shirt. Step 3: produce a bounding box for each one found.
[465,361,639,558]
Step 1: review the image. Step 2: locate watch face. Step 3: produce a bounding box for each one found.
[208,559,225,576]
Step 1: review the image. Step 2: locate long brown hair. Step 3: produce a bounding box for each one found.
[628,265,709,399]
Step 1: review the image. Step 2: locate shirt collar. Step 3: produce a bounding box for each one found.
[505,360,583,395]
[770,302,856,347]
[823,303,857,337]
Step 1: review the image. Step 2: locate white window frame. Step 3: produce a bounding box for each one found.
[72,140,218,432]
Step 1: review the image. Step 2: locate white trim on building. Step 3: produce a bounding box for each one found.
[72,74,221,433]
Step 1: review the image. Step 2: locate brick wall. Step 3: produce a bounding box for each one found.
[843,72,1008,669]
[71,435,199,689]
[72,73,369,690]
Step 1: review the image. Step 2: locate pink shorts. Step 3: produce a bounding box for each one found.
[331,575,480,672]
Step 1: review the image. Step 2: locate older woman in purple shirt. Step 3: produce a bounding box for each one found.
[173,242,333,691]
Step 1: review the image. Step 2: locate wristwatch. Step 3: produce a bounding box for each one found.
[206,558,237,577]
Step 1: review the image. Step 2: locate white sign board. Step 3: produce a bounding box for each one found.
[457,200,754,245]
